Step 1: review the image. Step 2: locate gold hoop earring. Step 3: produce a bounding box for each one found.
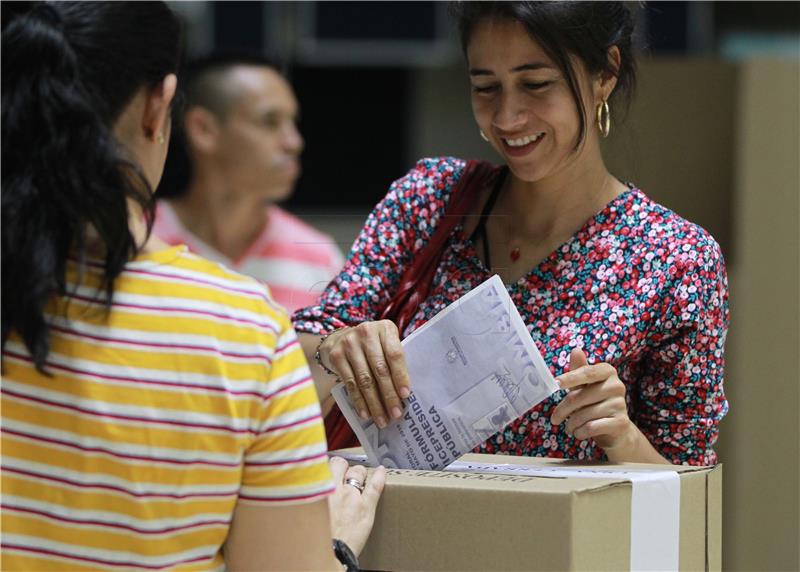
[156,132,165,145]
[596,100,611,138]
[480,130,489,142]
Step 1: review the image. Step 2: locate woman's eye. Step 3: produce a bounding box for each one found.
[472,85,498,94]
[524,81,552,90]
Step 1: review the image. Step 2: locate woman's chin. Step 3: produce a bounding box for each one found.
[505,161,547,185]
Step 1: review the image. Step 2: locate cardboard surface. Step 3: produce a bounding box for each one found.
[706,466,723,571]
[343,452,721,571]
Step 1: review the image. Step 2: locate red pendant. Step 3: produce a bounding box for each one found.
[510,247,521,262]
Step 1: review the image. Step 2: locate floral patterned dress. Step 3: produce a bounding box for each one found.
[293,157,729,465]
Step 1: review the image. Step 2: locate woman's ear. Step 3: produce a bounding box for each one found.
[142,73,178,143]
[595,45,621,102]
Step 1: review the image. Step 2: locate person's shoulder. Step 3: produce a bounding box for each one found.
[626,188,725,268]
[406,156,467,184]
[265,206,343,265]
[393,156,468,193]
[408,156,468,177]
[268,205,334,243]
[142,247,290,323]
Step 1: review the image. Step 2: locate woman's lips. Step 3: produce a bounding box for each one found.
[501,134,545,157]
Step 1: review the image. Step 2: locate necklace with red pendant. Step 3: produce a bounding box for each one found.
[510,247,521,262]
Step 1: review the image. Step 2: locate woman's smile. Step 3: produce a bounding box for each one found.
[500,131,546,157]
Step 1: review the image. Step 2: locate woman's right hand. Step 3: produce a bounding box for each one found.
[318,321,412,428]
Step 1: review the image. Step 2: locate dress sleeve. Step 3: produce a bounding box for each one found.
[292,157,467,335]
[238,319,334,505]
[628,236,730,466]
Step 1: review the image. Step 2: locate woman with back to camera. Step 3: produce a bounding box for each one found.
[295,1,729,466]
[1,2,383,570]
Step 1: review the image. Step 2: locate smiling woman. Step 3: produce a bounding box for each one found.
[462,1,636,152]
[293,1,728,469]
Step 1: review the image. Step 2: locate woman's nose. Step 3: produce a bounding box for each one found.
[493,91,528,132]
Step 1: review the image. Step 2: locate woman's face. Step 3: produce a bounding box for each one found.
[467,18,599,184]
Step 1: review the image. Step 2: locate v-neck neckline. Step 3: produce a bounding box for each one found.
[453,186,639,289]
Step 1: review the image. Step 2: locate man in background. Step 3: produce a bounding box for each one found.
[154,54,344,312]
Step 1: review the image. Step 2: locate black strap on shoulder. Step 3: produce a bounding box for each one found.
[468,167,508,269]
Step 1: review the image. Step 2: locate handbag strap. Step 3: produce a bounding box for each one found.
[379,159,500,336]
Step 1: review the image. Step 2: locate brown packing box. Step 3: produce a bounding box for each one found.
[343,452,721,571]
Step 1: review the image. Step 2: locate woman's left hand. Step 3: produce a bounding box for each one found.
[551,348,637,451]
[327,456,386,557]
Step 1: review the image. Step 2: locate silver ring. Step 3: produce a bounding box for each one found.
[344,477,365,494]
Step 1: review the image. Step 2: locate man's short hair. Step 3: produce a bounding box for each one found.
[157,52,285,198]
[180,51,284,120]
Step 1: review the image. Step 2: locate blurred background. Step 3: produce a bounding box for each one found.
[167,2,800,570]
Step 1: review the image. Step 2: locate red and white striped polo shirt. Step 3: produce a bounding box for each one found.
[153,202,345,313]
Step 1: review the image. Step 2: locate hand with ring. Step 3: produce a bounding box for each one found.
[344,477,365,494]
[317,321,412,428]
[327,456,386,556]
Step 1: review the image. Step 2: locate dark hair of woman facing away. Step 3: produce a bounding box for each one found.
[450,1,637,149]
[1,1,181,372]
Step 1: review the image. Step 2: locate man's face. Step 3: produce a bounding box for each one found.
[214,66,303,202]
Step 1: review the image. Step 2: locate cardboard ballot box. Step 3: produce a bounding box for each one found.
[346,452,721,571]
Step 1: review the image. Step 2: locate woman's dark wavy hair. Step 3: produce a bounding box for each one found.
[1,1,181,372]
[450,1,637,149]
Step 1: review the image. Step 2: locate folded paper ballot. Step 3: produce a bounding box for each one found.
[332,275,559,470]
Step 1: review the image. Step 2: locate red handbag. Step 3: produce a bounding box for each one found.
[325,160,500,451]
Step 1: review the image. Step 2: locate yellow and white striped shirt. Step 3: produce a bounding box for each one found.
[1,246,333,570]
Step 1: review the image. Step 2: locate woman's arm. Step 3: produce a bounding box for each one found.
[552,348,671,464]
[631,236,729,465]
[225,499,342,571]
[299,323,412,428]
[299,331,339,415]
[225,458,386,571]
[553,236,729,466]
[293,158,469,423]
[601,425,672,464]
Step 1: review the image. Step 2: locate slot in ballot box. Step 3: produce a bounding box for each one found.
[335,450,721,571]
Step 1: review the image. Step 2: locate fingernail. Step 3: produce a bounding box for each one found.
[399,387,411,398]
[391,406,402,419]
[359,410,368,420]
[376,416,387,428]
[555,378,562,387]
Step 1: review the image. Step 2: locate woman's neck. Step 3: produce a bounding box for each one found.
[500,155,625,244]
[130,200,169,254]
[82,200,169,258]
